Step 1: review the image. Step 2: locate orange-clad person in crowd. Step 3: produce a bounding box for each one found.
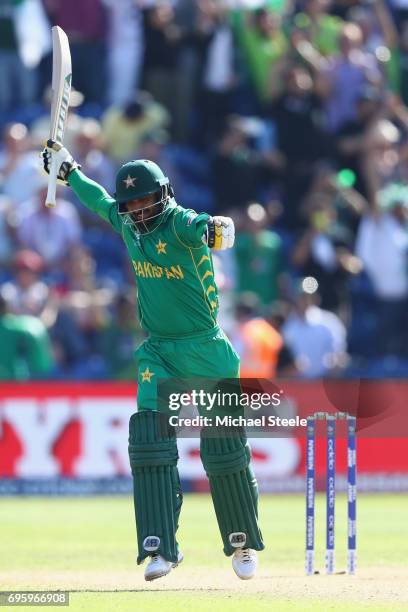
[233,292,283,378]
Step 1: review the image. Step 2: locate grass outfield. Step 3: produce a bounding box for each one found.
[1,494,408,611]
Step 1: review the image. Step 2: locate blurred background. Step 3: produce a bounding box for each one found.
[1,0,408,382]
[1,0,408,493]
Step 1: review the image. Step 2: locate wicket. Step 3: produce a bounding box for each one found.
[305,412,357,576]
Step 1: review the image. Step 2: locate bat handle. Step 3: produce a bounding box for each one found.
[45,154,58,208]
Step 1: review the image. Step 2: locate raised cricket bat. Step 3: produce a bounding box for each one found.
[45,26,72,208]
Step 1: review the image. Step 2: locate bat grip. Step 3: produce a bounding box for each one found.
[45,154,58,208]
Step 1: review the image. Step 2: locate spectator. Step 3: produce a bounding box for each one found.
[234,203,284,306]
[322,22,382,133]
[141,2,185,139]
[43,0,107,105]
[291,190,362,311]
[0,0,48,119]
[0,123,44,206]
[267,300,298,377]
[0,249,48,317]
[191,0,237,147]
[212,117,282,212]
[233,6,289,107]
[74,119,116,192]
[282,277,347,377]
[231,291,284,378]
[53,246,113,377]
[100,291,145,380]
[57,246,113,337]
[104,0,143,107]
[0,294,54,380]
[355,182,408,355]
[293,0,344,57]
[101,91,169,164]
[266,64,332,225]
[1,248,90,375]
[336,87,402,202]
[48,305,89,378]
[30,86,85,153]
[269,65,330,166]
[15,182,82,272]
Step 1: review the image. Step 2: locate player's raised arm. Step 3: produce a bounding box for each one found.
[41,141,121,231]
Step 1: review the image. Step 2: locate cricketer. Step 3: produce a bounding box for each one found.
[41,143,264,581]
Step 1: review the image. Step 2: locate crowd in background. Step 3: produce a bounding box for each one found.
[1,0,408,380]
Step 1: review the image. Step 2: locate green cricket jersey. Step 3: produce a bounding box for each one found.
[69,170,219,338]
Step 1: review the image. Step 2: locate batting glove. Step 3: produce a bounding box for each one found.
[41,139,80,185]
[207,216,235,250]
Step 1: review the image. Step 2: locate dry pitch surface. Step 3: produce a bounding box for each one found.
[1,494,407,611]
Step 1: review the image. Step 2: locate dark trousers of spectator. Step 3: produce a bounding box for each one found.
[376,297,408,357]
[144,68,185,142]
[281,164,315,229]
[70,41,107,105]
[195,88,234,149]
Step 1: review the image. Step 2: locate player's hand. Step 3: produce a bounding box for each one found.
[41,139,80,185]
[207,216,235,250]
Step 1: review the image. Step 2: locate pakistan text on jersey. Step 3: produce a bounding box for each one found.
[132,260,184,280]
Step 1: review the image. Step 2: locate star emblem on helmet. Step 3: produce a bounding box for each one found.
[123,174,137,189]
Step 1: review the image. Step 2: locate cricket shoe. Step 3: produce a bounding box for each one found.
[144,551,183,582]
[232,548,258,580]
